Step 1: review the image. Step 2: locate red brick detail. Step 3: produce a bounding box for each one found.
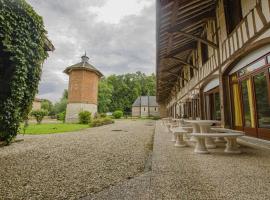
[68,69,99,104]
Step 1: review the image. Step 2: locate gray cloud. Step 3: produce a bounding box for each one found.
[27,0,156,102]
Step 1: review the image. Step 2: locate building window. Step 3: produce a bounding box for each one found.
[144,107,146,111]
[201,42,208,65]
[190,66,194,79]
[155,107,157,111]
[224,0,242,35]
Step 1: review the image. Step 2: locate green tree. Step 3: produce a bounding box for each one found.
[98,79,113,113]
[41,99,53,114]
[31,109,48,124]
[97,72,156,114]
[52,90,68,115]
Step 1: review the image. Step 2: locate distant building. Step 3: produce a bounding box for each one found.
[132,96,159,117]
[64,53,103,123]
[32,98,42,110]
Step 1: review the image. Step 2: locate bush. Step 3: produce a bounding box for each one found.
[57,111,66,122]
[152,116,160,120]
[100,113,107,118]
[31,109,48,124]
[113,110,123,119]
[91,117,114,127]
[79,111,91,124]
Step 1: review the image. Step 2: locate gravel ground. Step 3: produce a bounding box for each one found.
[149,121,270,200]
[0,119,155,200]
[86,121,270,200]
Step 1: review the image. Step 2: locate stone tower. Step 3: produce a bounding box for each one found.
[64,54,103,123]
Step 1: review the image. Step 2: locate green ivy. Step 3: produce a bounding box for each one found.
[0,0,48,143]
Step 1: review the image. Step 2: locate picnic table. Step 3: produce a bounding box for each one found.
[184,120,221,148]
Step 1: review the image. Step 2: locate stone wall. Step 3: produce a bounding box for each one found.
[149,107,159,116]
[132,107,140,117]
[65,103,97,123]
[32,101,41,110]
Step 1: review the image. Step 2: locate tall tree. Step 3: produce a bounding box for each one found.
[98,79,113,113]
[98,72,156,114]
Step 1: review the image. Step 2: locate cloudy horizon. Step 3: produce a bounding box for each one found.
[27,0,156,102]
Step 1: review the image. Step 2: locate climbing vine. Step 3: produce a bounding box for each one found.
[0,0,48,143]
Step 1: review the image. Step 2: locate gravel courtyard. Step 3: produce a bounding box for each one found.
[0,120,155,200]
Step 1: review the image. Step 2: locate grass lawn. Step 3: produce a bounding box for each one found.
[20,123,89,135]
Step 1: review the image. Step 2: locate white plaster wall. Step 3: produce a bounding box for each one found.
[141,107,149,117]
[149,107,159,117]
[132,107,140,117]
[65,103,97,123]
[203,78,220,92]
[228,44,270,74]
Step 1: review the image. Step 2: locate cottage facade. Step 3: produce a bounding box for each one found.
[132,96,159,117]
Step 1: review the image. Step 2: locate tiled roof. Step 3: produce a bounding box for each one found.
[63,55,103,77]
[132,96,158,107]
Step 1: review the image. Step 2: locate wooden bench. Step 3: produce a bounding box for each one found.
[190,133,244,154]
[171,127,188,147]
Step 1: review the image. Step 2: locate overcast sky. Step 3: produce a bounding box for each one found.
[27,0,156,102]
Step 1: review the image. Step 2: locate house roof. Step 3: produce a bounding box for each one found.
[132,96,158,107]
[44,36,55,51]
[63,54,103,77]
[156,0,216,102]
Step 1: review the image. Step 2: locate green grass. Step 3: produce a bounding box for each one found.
[20,123,89,135]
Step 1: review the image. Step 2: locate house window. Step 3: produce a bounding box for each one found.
[144,107,146,111]
[190,66,194,78]
[201,42,208,65]
[224,0,242,34]
[155,107,157,111]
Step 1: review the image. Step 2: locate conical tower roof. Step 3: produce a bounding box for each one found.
[63,53,103,77]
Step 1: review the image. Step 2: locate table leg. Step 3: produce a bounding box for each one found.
[200,124,216,149]
[215,137,226,143]
[174,133,187,147]
[194,137,209,154]
[189,124,200,142]
[224,137,241,154]
[205,138,217,149]
[170,132,176,142]
[166,124,171,132]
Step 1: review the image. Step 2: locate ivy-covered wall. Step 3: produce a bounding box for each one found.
[0,0,49,143]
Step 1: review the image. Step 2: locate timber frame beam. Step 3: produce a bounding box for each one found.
[166,11,215,33]
[165,42,196,58]
[168,57,198,70]
[167,30,218,49]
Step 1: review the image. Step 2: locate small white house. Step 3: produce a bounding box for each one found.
[132,96,159,117]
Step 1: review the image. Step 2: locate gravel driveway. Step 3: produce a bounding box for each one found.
[0,119,155,200]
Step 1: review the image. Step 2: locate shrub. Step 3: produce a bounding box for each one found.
[152,116,161,120]
[31,109,48,124]
[113,110,123,119]
[57,111,66,122]
[79,111,91,124]
[91,117,114,127]
[100,113,107,118]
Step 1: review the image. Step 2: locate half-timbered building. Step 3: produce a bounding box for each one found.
[156,0,270,140]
